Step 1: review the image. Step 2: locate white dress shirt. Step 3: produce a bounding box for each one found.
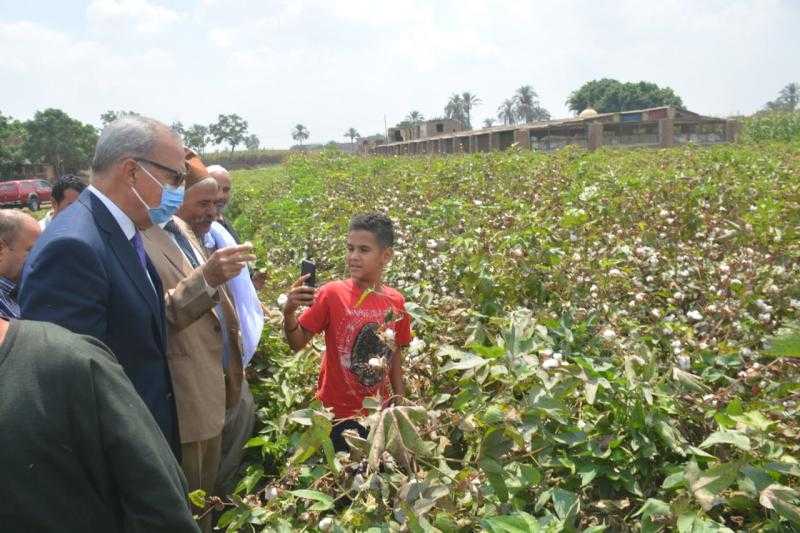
[88,185,155,290]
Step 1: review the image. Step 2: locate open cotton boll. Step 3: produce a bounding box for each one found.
[408,337,426,356]
[687,310,703,322]
[276,294,288,309]
[542,358,559,369]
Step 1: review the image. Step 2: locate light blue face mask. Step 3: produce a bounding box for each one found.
[133,163,185,225]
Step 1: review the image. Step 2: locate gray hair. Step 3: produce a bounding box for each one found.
[0,209,33,247]
[91,115,180,173]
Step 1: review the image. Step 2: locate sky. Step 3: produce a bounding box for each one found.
[1,0,798,149]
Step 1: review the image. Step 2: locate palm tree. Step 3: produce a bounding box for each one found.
[497,99,516,125]
[461,92,481,129]
[291,124,310,147]
[405,111,424,124]
[444,93,465,127]
[513,85,551,123]
[483,118,495,128]
[344,127,360,144]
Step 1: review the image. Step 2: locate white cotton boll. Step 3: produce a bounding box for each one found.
[408,338,426,356]
[426,239,438,250]
[318,517,334,531]
[368,358,385,370]
[384,328,395,341]
[553,352,563,361]
[651,308,662,319]
[676,355,691,370]
[277,294,288,309]
[601,328,616,340]
[687,310,703,322]
[542,358,559,369]
[759,312,771,323]
[512,247,524,258]
[608,268,623,277]
[264,486,279,501]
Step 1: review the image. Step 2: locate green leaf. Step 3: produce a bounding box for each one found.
[584,379,599,405]
[685,461,739,511]
[289,489,335,511]
[482,512,541,533]
[233,465,264,495]
[764,329,800,358]
[633,498,671,520]
[188,489,206,510]
[441,352,487,372]
[699,430,751,451]
[662,472,686,490]
[676,513,734,533]
[551,488,580,523]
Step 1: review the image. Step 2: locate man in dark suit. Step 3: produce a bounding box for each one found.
[19,115,186,458]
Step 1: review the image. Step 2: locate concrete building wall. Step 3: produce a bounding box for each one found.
[372,108,736,156]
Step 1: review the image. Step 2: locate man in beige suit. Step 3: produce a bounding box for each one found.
[142,151,254,531]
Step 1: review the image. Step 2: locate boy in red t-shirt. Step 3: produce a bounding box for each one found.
[282,213,412,451]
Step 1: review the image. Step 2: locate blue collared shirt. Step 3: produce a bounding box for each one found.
[0,276,20,319]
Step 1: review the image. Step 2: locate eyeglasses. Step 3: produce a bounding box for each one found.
[134,158,186,187]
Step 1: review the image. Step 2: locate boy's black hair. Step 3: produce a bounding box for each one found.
[349,212,395,248]
[52,175,87,203]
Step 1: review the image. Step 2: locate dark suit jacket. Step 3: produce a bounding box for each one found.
[19,189,180,458]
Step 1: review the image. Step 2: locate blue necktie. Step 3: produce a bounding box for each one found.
[164,220,200,269]
[130,232,148,272]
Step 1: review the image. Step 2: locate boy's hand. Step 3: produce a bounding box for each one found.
[284,274,316,315]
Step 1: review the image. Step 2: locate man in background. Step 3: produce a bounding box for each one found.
[143,152,252,530]
[0,210,41,319]
[206,165,240,243]
[39,175,87,229]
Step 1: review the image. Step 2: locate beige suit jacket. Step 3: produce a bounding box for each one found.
[142,217,243,443]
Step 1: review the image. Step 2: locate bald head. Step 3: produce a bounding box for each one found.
[207,165,232,212]
[0,210,41,282]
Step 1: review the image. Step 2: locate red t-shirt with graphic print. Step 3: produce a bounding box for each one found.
[298,279,412,419]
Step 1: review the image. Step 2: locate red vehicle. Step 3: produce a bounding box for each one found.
[0,179,52,211]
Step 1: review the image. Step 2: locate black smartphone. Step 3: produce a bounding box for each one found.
[300,259,316,287]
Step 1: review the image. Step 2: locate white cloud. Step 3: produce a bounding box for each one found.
[209,28,233,49]
[1,0,798,148]
[87,0,180,34]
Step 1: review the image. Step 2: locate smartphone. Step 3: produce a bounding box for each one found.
[301,259,316,287]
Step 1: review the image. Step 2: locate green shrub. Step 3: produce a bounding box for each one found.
[217,145,800,532]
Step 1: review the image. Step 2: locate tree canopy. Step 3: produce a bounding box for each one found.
[24,108,98,175]
[209,114,249,152]
[566,78,684,114]
[764,82,799,112]
[0,111,28,178]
